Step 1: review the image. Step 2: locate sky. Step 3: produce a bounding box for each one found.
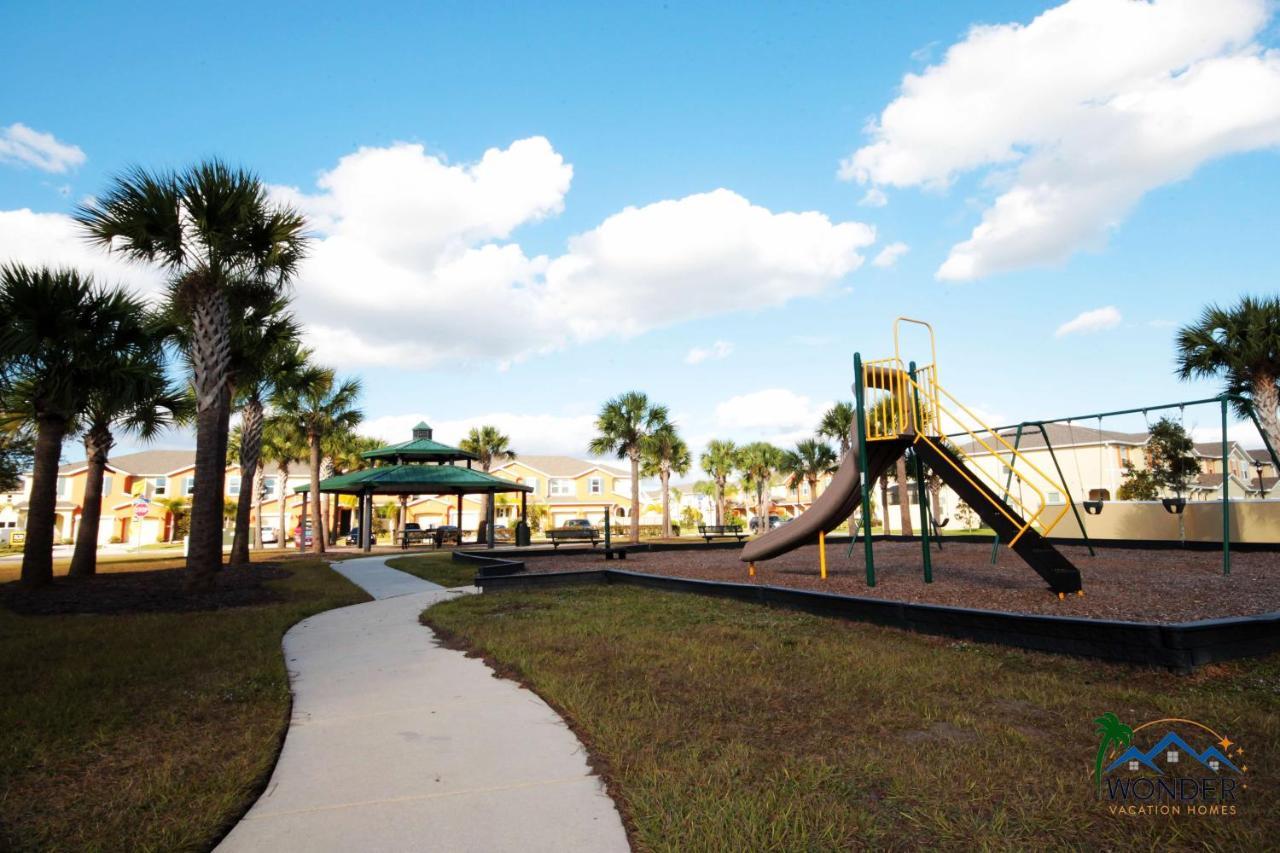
[2,0,1278,472]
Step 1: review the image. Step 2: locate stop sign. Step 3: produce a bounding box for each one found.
[133,500,150,519]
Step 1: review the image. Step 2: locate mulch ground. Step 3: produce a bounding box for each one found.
[523,542,1280,623]
[0,564,292,615]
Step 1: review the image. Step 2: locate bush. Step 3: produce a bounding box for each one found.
[108,536,122,544]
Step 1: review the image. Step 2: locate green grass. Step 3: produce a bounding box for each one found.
[0,560,369,852]
[424,586,1280,851]
[385,552,477,588]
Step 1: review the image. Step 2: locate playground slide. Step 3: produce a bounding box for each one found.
[740,437,907,563]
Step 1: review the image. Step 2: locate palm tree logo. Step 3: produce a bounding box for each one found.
[1093,712,1134,797]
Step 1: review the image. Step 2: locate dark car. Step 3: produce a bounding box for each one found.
[563,518,595,529]
[748,515,784,533]
[346,525,362,545]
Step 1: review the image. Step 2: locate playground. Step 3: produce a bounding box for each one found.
[517,541,1280,622]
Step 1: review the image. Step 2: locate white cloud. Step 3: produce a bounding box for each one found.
[1055,306,1122,337]
[842,0,1280,281]
[858,187,888,207]
[275,139,875,368]
[872,241,909,268]
[714,388,833,447]
[359,411,597,459]
[0,123,86,173]
[685,340,734,364]
[0,208,166,296]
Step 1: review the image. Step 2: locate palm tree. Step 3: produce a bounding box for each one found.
[156,496,190,543]
[1092,713,1133,797]
[699,439,737,526]
[459,425,516,543]
[588,392,669,543]
[1176,295,1280,455]
[77,161,307,590]
[641,424,691,538]
[227,332,311,563]
[819,402,855,529]
[69,337,190,578]
[0,265,154,587]
[324,431,381,543]
[260,416,308,548]
[277,369,363,554]
[736,442,784,534]
[867,398,896,532]
[781,438,839,510]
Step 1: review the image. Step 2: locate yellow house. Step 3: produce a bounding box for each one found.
[489,455,650,528]
[1,450,304,547]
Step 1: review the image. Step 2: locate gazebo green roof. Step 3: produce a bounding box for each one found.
[295,464,533,496]
[361,422,477,464]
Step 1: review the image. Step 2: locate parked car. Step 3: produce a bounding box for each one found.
[292,523,313,548]
[345,526,362,545]
[748,515,784,533]
[563,518,595,529]
[261,526,279,545]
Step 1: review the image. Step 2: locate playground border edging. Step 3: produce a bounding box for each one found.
[459,557,1280,671]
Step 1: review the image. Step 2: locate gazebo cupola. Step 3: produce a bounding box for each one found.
[361,422,478,467]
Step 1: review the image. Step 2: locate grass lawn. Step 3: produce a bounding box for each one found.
[0,559,368,852]
[386,552,477,588]
[424,586,1280,851]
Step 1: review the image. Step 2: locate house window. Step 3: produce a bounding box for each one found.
[588,477,603,495]
[56,477,70,499]
[1088,488,1110,502]
[1046,491,1063,505]
[151,476,167,496]
[1166,750,1179,764]
[801,484,811,498]
[549,478,573,497]
[524,477,539,496]
[183,476,196,496]
[228,475,241,497]
[260,476,277,497]
[102,475,114,496]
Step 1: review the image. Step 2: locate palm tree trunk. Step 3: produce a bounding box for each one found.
[230,400,264,565]
[309,431,326,554]
[186,286,234,591]
[187,391,232,590]
[21,413,69,587]
[716,480,726,526]
[629,452,641,543]
[660,467,671,538]
[69,424,113,578]
[254,461,265,554]
[278,462,290,549]
[929,481,943,528]
[896,456,913,536]
[1253,375,1280,461]
[879,476,889,533]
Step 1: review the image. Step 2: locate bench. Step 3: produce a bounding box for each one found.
[546,528,600,548]
[433,528,462,548]
[400,529,432,549]
[697,524,745,543]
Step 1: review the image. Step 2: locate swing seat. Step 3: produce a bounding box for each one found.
[1162,497,1187,515]
[1083,500,1104,515]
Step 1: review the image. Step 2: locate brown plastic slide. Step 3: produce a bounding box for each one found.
[740,437,907,563]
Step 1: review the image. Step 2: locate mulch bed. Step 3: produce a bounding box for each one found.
[522,542,1280,623]
[0,564,293,615]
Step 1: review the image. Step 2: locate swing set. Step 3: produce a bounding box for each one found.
[977,394,1280,576]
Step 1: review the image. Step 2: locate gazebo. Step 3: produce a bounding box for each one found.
[297,423,533,551]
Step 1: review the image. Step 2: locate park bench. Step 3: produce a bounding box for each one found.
[433,527,462,548]
[697,524,746,543]
[400,528,432,549]
[546,527,601,548]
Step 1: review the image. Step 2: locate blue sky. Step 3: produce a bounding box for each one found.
[2,0,1278,465]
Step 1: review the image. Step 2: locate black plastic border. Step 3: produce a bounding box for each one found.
[467,564,1280,671]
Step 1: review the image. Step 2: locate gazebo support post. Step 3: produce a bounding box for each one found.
[399,495,408,548]
[361,489,373,553]
[456,494,463,539]
[485,492,495,549]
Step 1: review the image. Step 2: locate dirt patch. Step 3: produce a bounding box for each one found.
[522,541,1280,622]
[0,564,292,615]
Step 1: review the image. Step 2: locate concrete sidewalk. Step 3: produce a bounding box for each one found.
[217,555,629,852]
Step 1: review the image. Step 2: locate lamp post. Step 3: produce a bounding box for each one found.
[1256,459,1269,500]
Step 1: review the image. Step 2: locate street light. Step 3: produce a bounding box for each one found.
[1254,459,1269,500]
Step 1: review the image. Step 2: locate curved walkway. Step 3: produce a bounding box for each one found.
[218,555,629,852]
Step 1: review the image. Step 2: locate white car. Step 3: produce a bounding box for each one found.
[260,527,280,545]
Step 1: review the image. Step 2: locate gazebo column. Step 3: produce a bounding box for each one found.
[298,491,308,552]
[486,491,496,549]
[399,494,408,547]
[361,489,373,553]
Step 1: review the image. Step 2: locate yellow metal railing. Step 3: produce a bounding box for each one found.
[860,318,1072,546]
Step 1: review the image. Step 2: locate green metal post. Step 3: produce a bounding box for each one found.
[1222,396,1230,576]
[909,362,932,582]
[989,424,1024,564]
[1038,423,1096,557]
[853,353,875,587]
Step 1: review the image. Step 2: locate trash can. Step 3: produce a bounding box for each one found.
[514,520,531,547]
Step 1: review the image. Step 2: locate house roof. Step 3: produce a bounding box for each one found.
[57,449,295,478]
[495,455,629,479]
[959,422,1146,455]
